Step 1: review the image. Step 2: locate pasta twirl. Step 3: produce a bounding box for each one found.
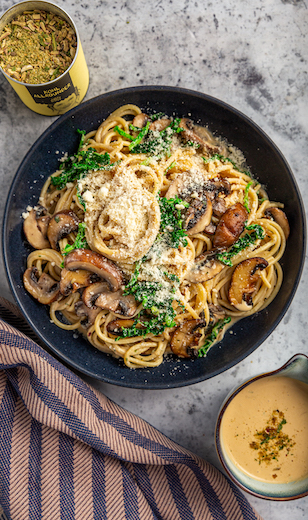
[22,104,289,368]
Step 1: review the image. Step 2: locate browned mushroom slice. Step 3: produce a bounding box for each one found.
[107,318,144,336]
[149,118,171,132]
[179,118,221,154]
[204,222,216,235]
[213,202,248,249]
[60,268,99,296]
[64,249,124,292]
[170,319,205,358]
[165,174,184,200]
[212,198,226,218]
[23,267,60,304]
[204,178,230,217]
[205,178,231,200]
[132,113,149,128]
[82,281,110,307]
[75,301,101,327]
[208,304,226,327]
[166,177,213,235]
[184,196,213,235]
[265,207,290,240]
[23,207,50,249]
[228,257,269,311]
[82,282,138,317]
[47,210,79,251]
[185,251,225,283]
[96,292,138,317]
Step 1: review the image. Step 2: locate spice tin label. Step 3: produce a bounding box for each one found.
[26,73,76,105]
[0,1,89,116]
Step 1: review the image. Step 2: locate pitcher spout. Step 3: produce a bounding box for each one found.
[275,353,308,384]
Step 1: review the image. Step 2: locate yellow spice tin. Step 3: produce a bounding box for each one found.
[0,1,89,116]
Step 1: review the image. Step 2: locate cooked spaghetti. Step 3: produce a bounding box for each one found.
[22,104,290,368]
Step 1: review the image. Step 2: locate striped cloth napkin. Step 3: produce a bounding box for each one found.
[0,297,263,520]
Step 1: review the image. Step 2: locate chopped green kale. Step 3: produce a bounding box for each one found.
[129,121,151,150]
[158,195,189,248]
[150,112,166,121]
[216,224,265,267]
[198,317,231,357]
[243,181,254,213]
[50,130,115,190]
[61,222,88,257]
[130,118,184,158]
[114,125,134,141]
[122,276,178,337]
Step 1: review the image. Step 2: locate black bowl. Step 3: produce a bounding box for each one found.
[2,86,306,388]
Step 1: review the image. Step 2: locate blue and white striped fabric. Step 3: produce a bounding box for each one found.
[0,298,263,520]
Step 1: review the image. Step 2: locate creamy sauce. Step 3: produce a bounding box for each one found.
[220,376,308,484]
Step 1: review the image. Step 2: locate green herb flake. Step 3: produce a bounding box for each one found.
[250,411,294,465]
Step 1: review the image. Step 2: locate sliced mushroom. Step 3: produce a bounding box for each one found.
[75,301,101,327]
[265,207,290,240]
[23,207,50,249]
[96,291,138,317]
[212,198,226,218]
[228,257,269,311]
[212,202,248,249]
[60,268,100,296]
[203,178,230,218]
[47,209,79,251]
[23,267,60,304]
[185,250,225,283]
[204,222,216,235]
[107,318,144,336]
[82,281,110,307]
[205,178,231,200]
[170,319,205,358]
[207,304,226,327]
[64,249,124,292]
[166,176,213,235]
[149,118,171,132]
[132,113,149,128]
[166,174,232,236]
[179,118,221,154]
[165,174,185,200]
[82,281,138,317]
[184,196,213,235]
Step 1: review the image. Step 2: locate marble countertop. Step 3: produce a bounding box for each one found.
[0,0,307,518]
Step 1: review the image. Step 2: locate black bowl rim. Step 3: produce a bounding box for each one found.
[2,85,307,388]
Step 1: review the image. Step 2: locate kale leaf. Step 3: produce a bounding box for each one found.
[198,317,231,357]
[50,130,114,190]
[61,222,88,257]
[216,224,265,267]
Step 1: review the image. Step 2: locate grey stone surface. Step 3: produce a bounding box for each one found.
[0,0,307,518]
